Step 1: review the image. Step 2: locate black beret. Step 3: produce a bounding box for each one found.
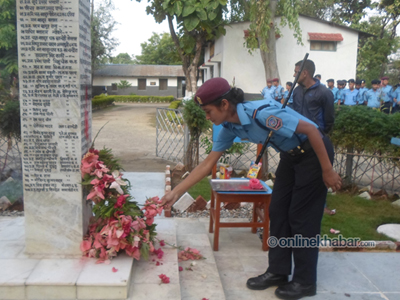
[286,81,293,86]
[360,79,366,84]
[194,78,231,106]
[348,79,355,83]
[371,79,381,85]
[326,79,334,83]
[315,74,321,78]
[355,80,362,85]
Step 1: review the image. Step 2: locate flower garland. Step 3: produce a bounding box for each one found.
[80,148,163,263]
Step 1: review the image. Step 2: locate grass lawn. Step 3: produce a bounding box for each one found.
[322,193,400,241]
[188,177,211,201]
[188,179,400,241]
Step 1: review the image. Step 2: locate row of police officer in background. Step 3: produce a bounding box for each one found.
[262,76,400,114]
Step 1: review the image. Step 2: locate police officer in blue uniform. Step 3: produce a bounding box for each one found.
[380,76,393,114]
[356,79,367,105]
[272,78,284,102]
[283,81,294,106]
[315,74,325,87]
[327,78,338,102]
[391,78,400,113]
[365,79,382,108]
[261,79,275,101]
[161,77,342,300]
[336,80,345,105]
[340,79,358,106]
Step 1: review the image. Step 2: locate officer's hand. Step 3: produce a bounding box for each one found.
[323,168,342,192]
[160,191,179,210]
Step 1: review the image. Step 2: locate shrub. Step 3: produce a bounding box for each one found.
[92,95,175,103]
[92,95,114,110]
[331,105,400,156]
[117,80,132,89]
[168,100,182,109]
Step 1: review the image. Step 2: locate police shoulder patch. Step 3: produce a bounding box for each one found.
[266,115,282,130]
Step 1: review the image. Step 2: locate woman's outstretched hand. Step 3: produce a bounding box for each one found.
[160,191,179,209]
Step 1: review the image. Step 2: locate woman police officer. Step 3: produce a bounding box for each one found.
[161,77,341,300]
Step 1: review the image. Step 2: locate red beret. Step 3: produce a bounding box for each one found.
[194,78,231,106]
[381,76,389,80]
[267,79,273,83]
[272,78,279,82]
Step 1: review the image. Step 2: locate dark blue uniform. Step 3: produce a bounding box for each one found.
[213,99,334,285]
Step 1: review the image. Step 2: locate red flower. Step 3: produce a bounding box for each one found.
[159,240,165,246]
[112,267,118,272]
[179,266,183,272]
[156,261,160,266]
[114,195,127,208]
[158,274,170,284]
[153,248,164,259]
[89,148,99,155]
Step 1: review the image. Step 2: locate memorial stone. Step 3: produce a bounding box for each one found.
[17,0,92,256]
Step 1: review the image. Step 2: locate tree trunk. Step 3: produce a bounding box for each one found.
[258,0,280,83]
[168,15,202,97]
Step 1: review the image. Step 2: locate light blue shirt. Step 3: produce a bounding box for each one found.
[261,86,275,101]
[380,85,393,103]
[273,85,284,101]
[283,90,293,104]
[212,99,317,153]
[337,88,345,104]
[392,86,400,107]
[329,87,339,104]
[342,88,359,106]
[365,89,381,108]
[356,87,368,104]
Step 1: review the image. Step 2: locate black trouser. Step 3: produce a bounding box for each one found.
[380,102,392,114]
[267,136,334,285]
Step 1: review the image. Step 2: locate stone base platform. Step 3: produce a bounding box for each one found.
[0,217,134,300]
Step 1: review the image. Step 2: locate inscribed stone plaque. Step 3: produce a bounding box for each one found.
[17,0,92,256]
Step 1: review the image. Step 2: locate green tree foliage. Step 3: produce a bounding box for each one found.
[91,0,119,72]
[352,1,400,82]
[0,0,17,79]
[134,32,182,65]
[246,0,302,82]
[225,0,251,22]
[182,99,211,171]
[109,53,135,64]
[116,80,132,89]
[141,0,227,95]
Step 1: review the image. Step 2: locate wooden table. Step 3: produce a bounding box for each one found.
[209,178,272,251]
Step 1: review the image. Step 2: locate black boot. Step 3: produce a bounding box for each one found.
[246,271,288,290]
[275,281,317,299]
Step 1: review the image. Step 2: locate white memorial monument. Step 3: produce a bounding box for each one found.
[17,0,92,257]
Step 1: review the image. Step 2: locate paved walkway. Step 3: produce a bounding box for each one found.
[1,172,399,300]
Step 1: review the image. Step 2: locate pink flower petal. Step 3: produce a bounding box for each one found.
[112,267,118,272]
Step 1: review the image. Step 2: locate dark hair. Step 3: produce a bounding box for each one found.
[211,87,245,108]
[295,60,315,78]
[286,81,293,86]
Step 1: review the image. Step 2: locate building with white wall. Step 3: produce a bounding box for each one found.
[93,64,186,98]
[200,14,369,98]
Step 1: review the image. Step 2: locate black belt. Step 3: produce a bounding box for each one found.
[286,139,312,156]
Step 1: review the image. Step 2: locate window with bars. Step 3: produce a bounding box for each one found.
[310,41,337,51]
[138,79,146,90]
[159,79,168,90]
